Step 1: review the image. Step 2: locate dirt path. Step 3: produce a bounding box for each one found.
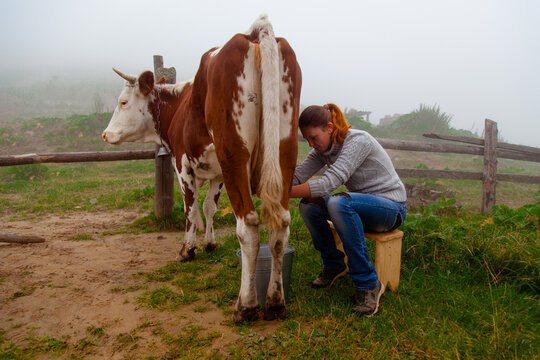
[0,210,273,358]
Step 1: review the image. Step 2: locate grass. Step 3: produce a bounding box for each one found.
[0,331,69,359]
[128,200,537,358]
[0,161,156,218]
[86,325,106,338]
[137,286,200,311]
[10,287,36,300]
[1,203,538,359]
[68,233,94,241]
[1,137,539,358]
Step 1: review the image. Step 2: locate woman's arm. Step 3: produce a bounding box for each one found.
[289,183,311,198]
[293,149,325,186]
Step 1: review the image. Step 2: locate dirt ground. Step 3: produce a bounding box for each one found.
[0,210,277,358]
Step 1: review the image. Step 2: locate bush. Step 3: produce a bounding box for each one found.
[390,104,452,135]
[346,115,372,131]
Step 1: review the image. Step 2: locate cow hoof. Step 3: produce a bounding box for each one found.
[204,243,217,252]
[178,243,196,262]
[263,304,287,321]
[233,306,259,323]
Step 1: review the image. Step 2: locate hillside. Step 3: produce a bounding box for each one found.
[0,74,120,126]
[0,113,153,154]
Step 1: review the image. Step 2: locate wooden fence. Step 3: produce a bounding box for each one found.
[1,118,539,213]
[380,119,540,211]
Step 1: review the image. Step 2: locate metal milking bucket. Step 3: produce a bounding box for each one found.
[237,243,295,305]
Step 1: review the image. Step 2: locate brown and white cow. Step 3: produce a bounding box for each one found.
[102,15,301,322]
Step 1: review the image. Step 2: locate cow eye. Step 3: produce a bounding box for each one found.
[120,100,128,107]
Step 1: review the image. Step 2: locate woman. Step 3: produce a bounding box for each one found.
[290,103,407,316]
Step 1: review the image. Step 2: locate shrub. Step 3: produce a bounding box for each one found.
[390,104,452,135]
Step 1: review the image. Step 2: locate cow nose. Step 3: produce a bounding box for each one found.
[102,131,109,142]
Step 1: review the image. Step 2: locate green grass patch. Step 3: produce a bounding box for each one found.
[11,286,35,299]
[193,305,209,313]
[74,338,96,353]
[137,286,200,311]
[86,325,106,338]
[68,233,94,241]
[2,164,50,181]
[0,161,156,216]
[0,331,69,359]
[160,325,222,359]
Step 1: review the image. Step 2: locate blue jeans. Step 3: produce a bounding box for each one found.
[299,193,407,290]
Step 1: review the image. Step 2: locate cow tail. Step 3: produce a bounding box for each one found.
[253,15,284,231]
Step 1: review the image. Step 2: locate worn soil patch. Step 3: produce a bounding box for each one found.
[0,210,279,358]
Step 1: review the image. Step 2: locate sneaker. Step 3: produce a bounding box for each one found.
[311,264,348,288]
[353,281,385,316]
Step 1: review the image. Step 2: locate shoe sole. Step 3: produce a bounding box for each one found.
[366,282,385,318]
[311,267,348,289]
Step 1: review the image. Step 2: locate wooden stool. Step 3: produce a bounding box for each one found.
[328,221,403,291]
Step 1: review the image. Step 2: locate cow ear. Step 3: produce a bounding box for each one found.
[157,76,167,85]
[138,71,154,96]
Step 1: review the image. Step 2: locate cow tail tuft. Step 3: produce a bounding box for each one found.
[250,15,283,231]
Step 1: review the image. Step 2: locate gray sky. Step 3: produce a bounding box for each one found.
[2,0,539,146]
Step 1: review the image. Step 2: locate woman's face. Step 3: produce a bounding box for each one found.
[301,123,333,152]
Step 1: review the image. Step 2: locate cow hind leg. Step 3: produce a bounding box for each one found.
[233,211,260,323]
[202,179,223,252]
[264,207,290,320]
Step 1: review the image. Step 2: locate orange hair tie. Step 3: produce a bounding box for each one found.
[325,103,351,144]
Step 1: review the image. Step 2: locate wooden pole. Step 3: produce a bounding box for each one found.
[481,119,498,212]
[153,55,175,217]
[0,232,45,244]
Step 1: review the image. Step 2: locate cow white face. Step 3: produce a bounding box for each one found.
[102,70,160,145]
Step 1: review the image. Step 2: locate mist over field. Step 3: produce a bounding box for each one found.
[1,0,539,147]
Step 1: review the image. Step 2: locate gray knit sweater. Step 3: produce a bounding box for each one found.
[293,129,407,202]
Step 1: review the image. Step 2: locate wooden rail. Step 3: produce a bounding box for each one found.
[0,150,155,166]
[377,137,539,163]
[2,120,539,212]
[395,168,540,184]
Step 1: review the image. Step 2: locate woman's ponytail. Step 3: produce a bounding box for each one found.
[325,103,351,145]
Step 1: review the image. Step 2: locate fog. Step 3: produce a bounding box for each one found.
[1,0,539,146]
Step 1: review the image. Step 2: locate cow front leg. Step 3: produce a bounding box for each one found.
[233,211,260,323]
[264,208,290,320]
[202,179,223,252]
[178,161,199,262]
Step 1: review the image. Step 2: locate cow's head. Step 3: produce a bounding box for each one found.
[102,69,160,145]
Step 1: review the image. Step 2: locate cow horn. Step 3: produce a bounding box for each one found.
[112,68,136,84]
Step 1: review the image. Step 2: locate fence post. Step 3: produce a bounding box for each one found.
[481,119,498,212]
[153,55,175,217]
